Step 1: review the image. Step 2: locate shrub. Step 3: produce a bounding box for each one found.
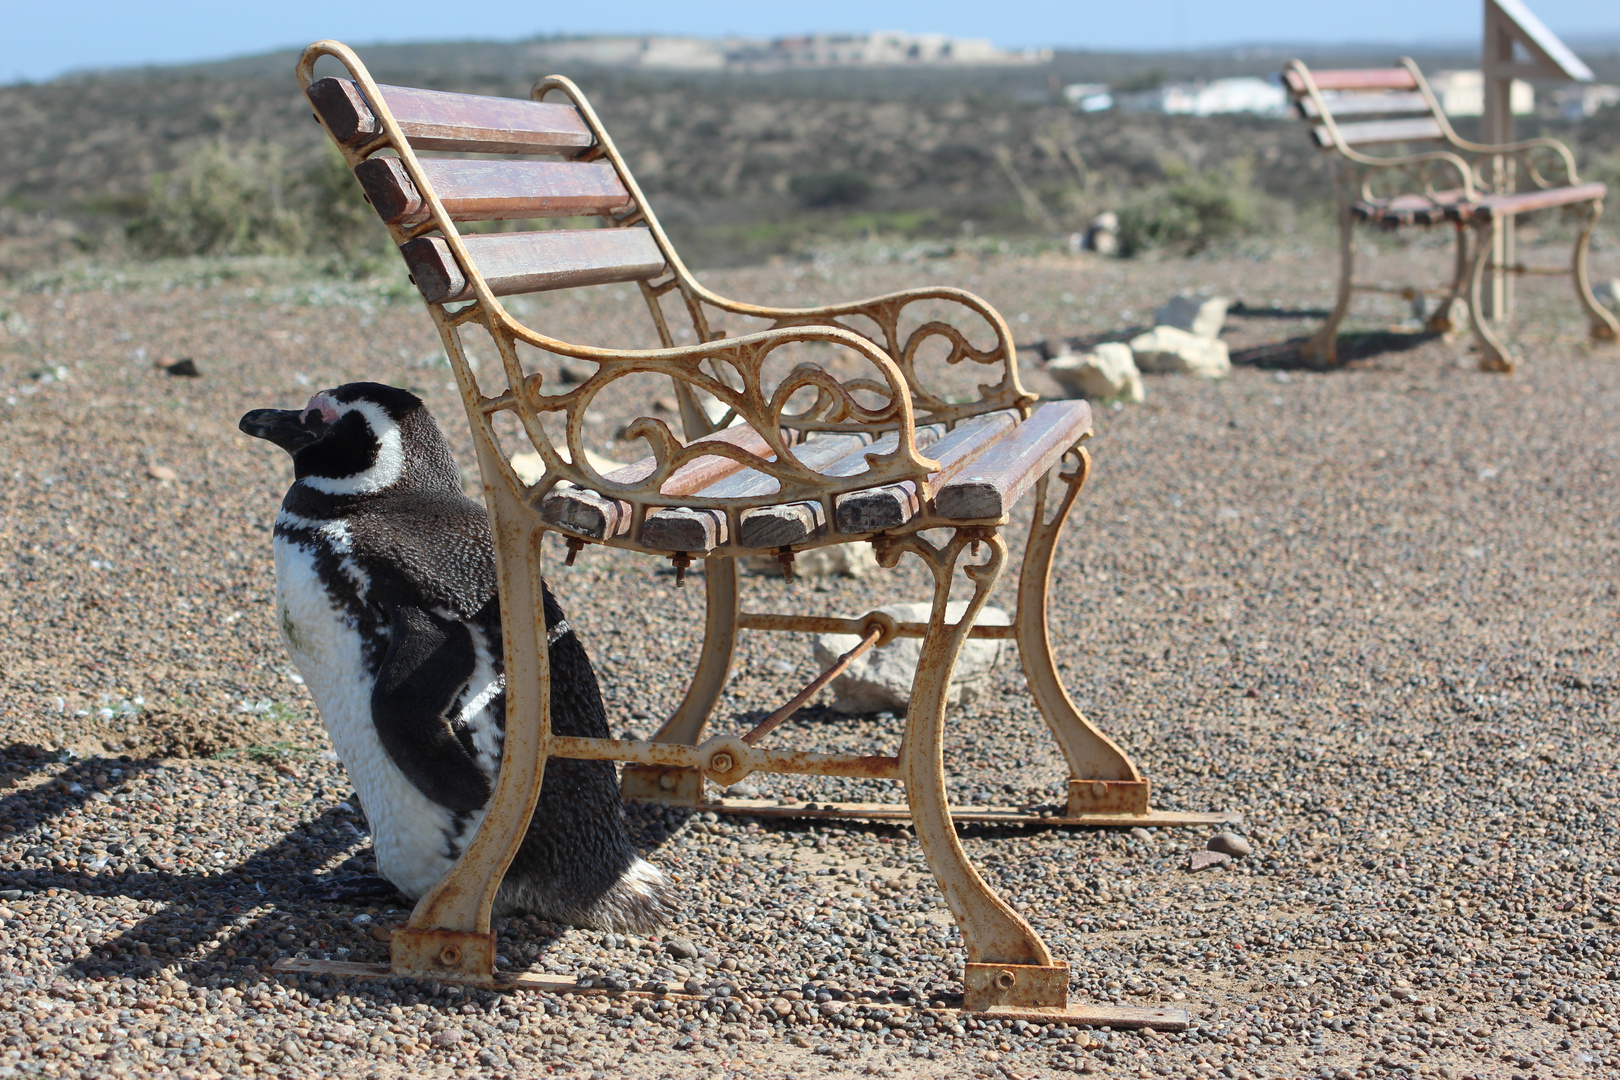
[1116,161,1257,257]
[125,142,385,263]
[789,170,873,209]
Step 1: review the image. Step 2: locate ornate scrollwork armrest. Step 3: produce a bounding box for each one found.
[475,321,938,515]
[693,285,1036,427]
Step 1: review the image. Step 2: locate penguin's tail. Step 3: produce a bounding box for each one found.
[582,857,675,934]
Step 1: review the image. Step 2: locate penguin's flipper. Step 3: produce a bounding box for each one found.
[295,874,403,903]
[372,603,492,812]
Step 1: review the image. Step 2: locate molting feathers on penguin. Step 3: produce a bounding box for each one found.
[240,381,672,933]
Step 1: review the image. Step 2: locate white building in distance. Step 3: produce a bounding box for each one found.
[1114,77,1288,116]
[527,32,1050,72]
[1426,70,1534,117]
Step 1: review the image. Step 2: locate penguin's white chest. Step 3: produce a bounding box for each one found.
[273,534,484,898]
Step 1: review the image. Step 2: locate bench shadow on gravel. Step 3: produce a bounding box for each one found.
[1230,328,1443,370]
[0,746,701,1001]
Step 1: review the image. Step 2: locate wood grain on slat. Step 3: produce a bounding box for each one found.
[1295,92,1430,119]
[354,158,630,226]
[827,412,1015,535]
[639,431,871,552]
[934,402,1091,521]
[399,229,666,303]
[1456,181,1606,222]
[1284,68,1417,95]
[307,78,593,155]
[540,425,777,541]
[1313,117,1444,148]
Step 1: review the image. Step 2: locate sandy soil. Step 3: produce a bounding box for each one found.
[0,232,1617,1080]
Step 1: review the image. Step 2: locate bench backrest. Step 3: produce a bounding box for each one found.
[1282,60,1456,157]
[306,77,666,303]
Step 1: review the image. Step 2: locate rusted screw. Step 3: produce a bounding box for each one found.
[564,538,584,566]
[776,547,796,582]
[709,752,735,775]
[994,969,1017,991]
[671,552,691,587]
[658,773,677,791]
[439,944,462,967]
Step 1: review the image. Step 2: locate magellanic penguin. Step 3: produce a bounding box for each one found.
[239,382,672,933]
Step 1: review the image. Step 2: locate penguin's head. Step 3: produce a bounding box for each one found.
[240,381,459,495]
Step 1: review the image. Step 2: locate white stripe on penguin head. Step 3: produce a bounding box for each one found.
[299,397,407,496]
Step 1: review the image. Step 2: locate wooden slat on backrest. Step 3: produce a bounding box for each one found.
[308,78,594,155]
[1311,116,1446,149]
[354,158,631,225]
[1283,67,1417,96]
[400,229,666,303]
[1294,92,1430,119]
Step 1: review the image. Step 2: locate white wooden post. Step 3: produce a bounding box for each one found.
[1480,0,1593,321]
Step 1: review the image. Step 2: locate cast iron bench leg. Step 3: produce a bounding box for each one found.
[1574,200,1620,343]
[888,527,1067,1012]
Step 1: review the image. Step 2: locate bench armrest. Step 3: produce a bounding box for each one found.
[484,320,939,516]
[687,284,1036,428]
[1351,150,1477,204]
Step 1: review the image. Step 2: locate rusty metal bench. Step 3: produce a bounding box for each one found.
[285,39,1236,1026]
[1284,57,1618,372]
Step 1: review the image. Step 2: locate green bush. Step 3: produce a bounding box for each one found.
[789,170,873,209]
[125,142,385,264]
[1116,161,1257,257]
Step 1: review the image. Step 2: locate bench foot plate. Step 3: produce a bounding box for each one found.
[269,958,1189,1030]
[670,796,1240,829]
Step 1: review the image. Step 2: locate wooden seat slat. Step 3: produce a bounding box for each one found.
[539,424,777,540]
[1283,68,1417,95]
[354,158,631,226]
[1294,92,1430,119]
[1312,116,1445,148]
[400,228,666,303]
[639,431,871,552]
[1451,181,1608,222]
[834,410,1020,535]
[1353,189,1468,227]
[934,402,1091,521]
[307,78,594,155]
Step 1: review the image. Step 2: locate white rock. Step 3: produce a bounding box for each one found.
[812,601,1011,714]
[1047,342,1143,403]
[1129,326,1231,378]
[742,542,877,579]
[509,447,627,485]
[1593,279,1620,311]
[1153,293,1229,339]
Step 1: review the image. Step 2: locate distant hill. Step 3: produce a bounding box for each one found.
[2,37,1615,271]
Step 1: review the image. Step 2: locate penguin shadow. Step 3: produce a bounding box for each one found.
[0,751,401,990]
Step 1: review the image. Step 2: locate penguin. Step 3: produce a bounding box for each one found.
[239,381,672,933]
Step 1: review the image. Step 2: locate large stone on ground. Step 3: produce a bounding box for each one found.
[742,542,877,579]
[1153,293,1229,339]
[1048,342,1143,403]
[1594,279,1620,311]
[1129,326,1231,378]
[812,601,1011,714]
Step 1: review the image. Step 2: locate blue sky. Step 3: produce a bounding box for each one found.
[4,1,1612,83]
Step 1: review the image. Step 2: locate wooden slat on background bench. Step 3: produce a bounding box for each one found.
[354,158,630,225]
[307,78,594,155]
[638,432,872,553]
[1283,68,1417,95]
[833,411,1018,535]
[1449,181,1606,223]
[1313,116,1445,149]
[934,402,1091,521]
[399,229,666,303]
[540,425,777,541]
[1294,92,1430,119]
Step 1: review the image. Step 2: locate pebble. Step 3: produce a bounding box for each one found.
[1207,831,1252,857]
[1188,850,1231,871]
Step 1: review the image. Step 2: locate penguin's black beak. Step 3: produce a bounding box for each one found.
[239,408,327,454]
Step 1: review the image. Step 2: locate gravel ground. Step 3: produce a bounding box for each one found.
[0,230,1617,1080]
